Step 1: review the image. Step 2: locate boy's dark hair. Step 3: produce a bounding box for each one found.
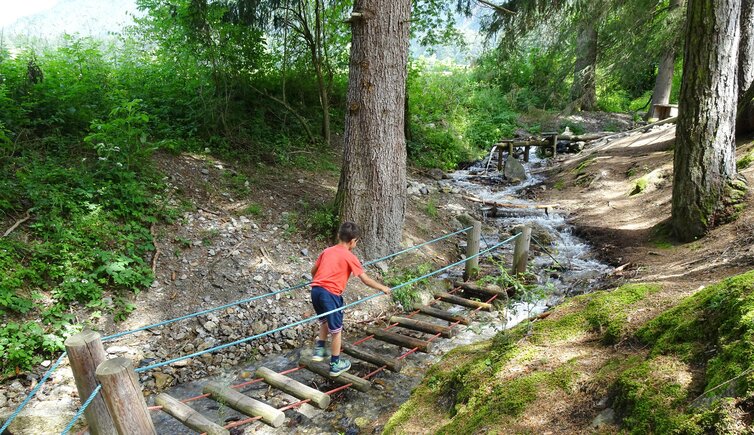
[338,222,359,242]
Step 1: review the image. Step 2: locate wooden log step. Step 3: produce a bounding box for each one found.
[254,367,330,409]
[203,382,285,428]
[411,304,470,325]
[437,292,493,311]
[298,355,371,392]
[155,393,229,435]
[340,343,404,373]
[451,280,511,298]
[365,327,433,353]
[389,316,456,338]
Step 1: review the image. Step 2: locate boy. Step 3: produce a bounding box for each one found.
[310,222,391,376]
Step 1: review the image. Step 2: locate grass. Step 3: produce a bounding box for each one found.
[245,203,263,216]
[425,196,439,218]
[629,177,648,196]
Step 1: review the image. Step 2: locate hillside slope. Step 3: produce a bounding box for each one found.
[385,125,754,433]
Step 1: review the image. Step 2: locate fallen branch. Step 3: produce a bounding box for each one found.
[463,195,558,210]
[2,210,31,238]
[150,224,160,274]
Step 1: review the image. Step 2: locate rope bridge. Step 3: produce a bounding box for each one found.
[1,225,529,434]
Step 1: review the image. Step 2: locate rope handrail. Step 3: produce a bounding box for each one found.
[1,226,470,434]
[58,232,519,433]
[135,233,519,373]
[102,226,472,342]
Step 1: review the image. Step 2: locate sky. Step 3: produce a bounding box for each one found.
[0,0,59,27]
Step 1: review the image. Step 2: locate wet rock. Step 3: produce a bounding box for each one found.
[154,373,174,390]
[428,168,445,181]
[592,408,615,428]
[503,158,527,182]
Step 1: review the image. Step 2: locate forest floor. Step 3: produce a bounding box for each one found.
[386,123,754,433]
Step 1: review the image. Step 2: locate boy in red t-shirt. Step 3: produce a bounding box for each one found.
[310,222,391,376]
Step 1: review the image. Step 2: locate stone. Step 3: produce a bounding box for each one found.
[0,392,6,408]
[200,168,209,175]
[301,248,309,256]
[428,168,445,180]
[203,321,217,331]
[420,187,429,195]
[592,408,615,428]
[153,373,174,390]
[253,275,264,282]
[106,346,131,354]
[503,157,527,182]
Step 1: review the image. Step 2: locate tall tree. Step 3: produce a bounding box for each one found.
[737,0,754,133]
[671,0,741,241]
[335,0,411,258]
[647,0,684,120]
[570,17,597,111]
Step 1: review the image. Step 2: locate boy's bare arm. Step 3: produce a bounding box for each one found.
[311,265,318,277]
[358,273,391,295]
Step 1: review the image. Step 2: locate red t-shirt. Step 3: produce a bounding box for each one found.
[311,245,364,296]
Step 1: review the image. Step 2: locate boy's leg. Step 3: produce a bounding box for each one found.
[318,322,328,342]
[330,331,341,359]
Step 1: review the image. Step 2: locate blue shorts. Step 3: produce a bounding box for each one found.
[311,286,344,334]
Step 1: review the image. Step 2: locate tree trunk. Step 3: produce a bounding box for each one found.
[740,0,754,95]
[335,0,411,259]
[570,20,597,111]
[737,0,754,134]
[647,50,676,119]
[671,0,741,241]
[648,0,683,120]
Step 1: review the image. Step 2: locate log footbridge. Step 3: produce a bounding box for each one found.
[2,221,535,435]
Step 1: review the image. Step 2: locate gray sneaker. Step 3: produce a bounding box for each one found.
[312,345,329,362]
[329,358,351,377]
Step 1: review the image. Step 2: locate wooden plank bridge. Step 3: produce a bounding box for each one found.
[58,224,533,434]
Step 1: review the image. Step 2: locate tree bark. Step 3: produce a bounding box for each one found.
[671,0,741,241]
[648,0,683,120]
[336,0,411,259]
[737,0,754,133]
[570,20,598,111]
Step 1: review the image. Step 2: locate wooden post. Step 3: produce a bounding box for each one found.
[436,292,493,311]
[341,343,404,372]
[154,394,228,435]
[298,355,371,392]
[549,134,558,158]
[512,226,532,275]
[412,304,470,325]
[507,142,514,160]
[95,358,156,435]
[464,219,481,280]
[65,330,117,435]
[524,145,531,162]
[389,316,456,338]
[364,327,433,353]
[203,383,285,428]
[255,367,331,409]
[497,146,504,171]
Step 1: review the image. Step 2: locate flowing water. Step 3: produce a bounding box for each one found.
[153,151,612,434]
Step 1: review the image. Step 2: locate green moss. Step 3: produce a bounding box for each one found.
[584,283,662,344]
[573,155,596,177]
[629,177,648,196]
[612,356,692,434]
[736,151,754,170]
[553,180,565,190]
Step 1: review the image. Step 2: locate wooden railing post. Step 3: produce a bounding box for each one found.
[65,330,117,435]
[464,219,481,280]
[512,226,532,275]
[96,358,156,434]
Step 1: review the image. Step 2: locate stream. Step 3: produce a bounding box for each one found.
[152,152,612,434]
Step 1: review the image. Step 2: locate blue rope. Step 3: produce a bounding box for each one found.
[102,226,472,342]
[135,233,519,373]
[4,226,473,432]
[0,351,67,434]
[59,384,102,435]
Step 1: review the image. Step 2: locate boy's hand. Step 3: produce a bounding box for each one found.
[380,285,392,296]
